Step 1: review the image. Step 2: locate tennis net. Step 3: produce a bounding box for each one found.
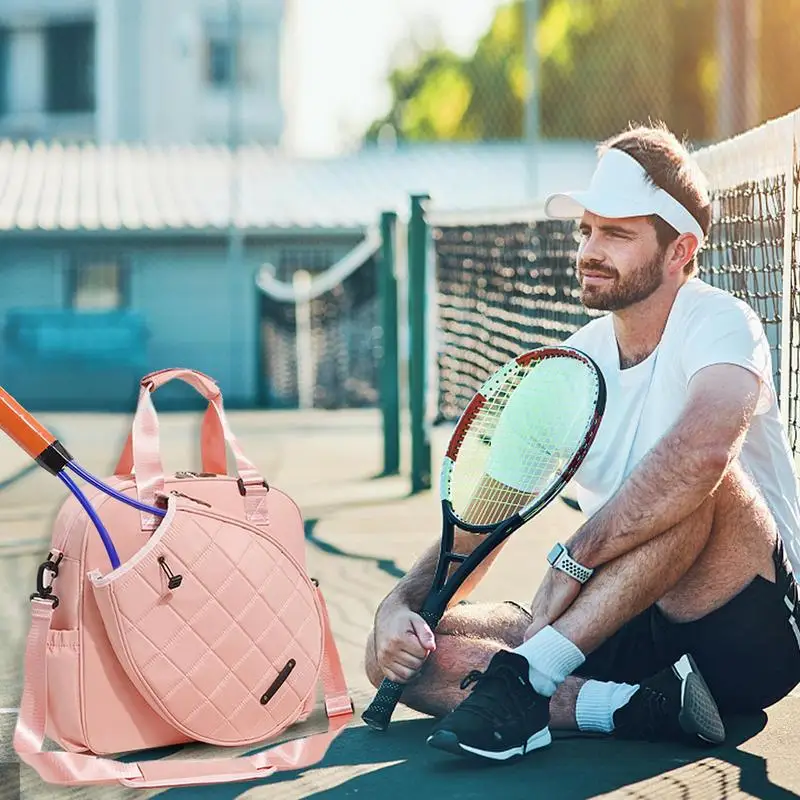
[431,110,800,454]
[256,230,382,409]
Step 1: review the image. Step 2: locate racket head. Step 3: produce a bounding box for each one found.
[440,346,605,528]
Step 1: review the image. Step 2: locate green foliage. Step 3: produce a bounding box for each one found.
[759,0,800,121]
[364,0,800,145]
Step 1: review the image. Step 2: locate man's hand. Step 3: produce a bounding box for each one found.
[373,605,437,684]
[524,568,582,641]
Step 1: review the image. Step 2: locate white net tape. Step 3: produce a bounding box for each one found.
[255,227,381,302]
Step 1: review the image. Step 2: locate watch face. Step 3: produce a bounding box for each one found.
[547,543,563,564]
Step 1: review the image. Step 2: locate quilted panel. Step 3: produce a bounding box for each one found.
[89,502,324,746]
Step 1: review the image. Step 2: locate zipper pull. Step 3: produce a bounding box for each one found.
[158,556,183,590]
[169,490,212,507]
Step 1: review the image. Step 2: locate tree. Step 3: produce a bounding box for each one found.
[758,0,800,123]
[538,0,715,141]
[363,0,800,146]
[365,4,524,143]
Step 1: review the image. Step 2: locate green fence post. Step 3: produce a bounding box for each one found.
[379,210,400,476]
[408,194,432,493]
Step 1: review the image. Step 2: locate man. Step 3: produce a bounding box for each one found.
[364,123,800,762]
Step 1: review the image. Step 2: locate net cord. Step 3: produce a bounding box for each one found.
[779,123,799,428]
[694,110,800,192]
[255,226,381,302]
[428,106,800,434]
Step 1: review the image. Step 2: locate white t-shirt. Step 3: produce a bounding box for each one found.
[564,277,800,576]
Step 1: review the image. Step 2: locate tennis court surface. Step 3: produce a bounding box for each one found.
[0,408,798,799]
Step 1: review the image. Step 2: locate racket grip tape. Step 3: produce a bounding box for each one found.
[0,386,71,471]
[361,677,406,731]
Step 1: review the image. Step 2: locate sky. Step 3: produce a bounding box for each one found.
[281,0,507,157]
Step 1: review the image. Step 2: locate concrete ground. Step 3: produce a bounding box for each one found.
[0,408,798,799]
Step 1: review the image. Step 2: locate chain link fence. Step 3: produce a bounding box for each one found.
[362,0,800,148]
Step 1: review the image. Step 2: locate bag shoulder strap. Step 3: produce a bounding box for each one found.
[14,588,353,789]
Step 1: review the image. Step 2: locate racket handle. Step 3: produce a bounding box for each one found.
[0,386,71,472]
[361,677,405,731]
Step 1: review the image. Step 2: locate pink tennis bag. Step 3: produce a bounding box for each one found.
[13,369,354,788]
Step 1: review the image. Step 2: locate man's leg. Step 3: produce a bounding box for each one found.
[364,601,664,731]
[424,464,775,758]
[365,481,717,721]
[555,464,777,656]
[367,465,776,732]
[365,601,530,717]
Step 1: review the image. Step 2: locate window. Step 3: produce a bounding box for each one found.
[71,260,126,310]
[207,37,234,87]
[45,21,95,113]
[204,18,257,89]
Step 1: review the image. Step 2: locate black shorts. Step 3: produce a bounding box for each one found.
[570,539,800,714]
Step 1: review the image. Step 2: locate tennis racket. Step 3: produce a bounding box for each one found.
[361,345,606,731]
[0,386,166,571]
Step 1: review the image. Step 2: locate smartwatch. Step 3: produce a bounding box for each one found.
[546,542,594,584]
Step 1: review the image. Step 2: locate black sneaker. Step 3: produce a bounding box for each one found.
[613,653,725,745]
[426,650,551,761]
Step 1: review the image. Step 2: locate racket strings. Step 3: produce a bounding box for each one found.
[451,356,599,526]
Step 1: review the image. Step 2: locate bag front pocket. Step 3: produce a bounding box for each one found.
[87,500,325,747]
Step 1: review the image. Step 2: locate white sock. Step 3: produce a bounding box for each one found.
[512,625,585,697]
[575,679,639,733]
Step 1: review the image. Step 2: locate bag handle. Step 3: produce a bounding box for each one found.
[115,369,227,476]
[115,369,269,531]
[15,584,353,789]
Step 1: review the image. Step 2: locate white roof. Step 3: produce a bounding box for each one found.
[0,139,599,233]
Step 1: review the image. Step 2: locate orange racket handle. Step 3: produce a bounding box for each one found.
[0,386,71,473]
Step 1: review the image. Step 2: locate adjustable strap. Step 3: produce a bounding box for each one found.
[14,585,352,788]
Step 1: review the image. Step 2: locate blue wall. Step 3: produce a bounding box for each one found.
[129,244,261,408]
[0,233,360,411]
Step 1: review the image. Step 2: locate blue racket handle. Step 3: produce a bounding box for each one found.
[361,677,405,731]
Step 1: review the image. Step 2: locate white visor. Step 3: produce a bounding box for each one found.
[544,148,705,247]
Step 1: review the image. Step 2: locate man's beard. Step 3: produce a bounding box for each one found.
[579,249,666,312]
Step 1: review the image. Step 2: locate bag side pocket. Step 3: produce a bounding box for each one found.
[45,629,86,752]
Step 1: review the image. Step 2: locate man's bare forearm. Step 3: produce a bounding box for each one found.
[377,532,508,620]
[566,365,761,570]
[376,474,524,621]
[567,427,729,570]
[378,541,441,616]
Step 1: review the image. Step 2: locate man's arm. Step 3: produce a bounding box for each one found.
[567,363,762,570]
[378,475,531,617]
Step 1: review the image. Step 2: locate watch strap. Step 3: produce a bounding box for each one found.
[550,544,594,584]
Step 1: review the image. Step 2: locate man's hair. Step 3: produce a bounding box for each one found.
[599,122,711,275]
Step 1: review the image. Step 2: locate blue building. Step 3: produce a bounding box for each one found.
[0,138,597,411]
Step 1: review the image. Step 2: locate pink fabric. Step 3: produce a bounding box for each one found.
[113,369,268,530]
[88,500,324,746]
[15,584,352,788]
[115,405,226,477]
[13,369,353,788]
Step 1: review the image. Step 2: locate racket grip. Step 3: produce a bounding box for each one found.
[361,677,405,731]
[0,386,70,471]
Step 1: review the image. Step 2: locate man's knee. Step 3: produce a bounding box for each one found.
[707,460,779,555]
[436,601,530,645]
[713,459,770,512]
[362,601,529,691]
